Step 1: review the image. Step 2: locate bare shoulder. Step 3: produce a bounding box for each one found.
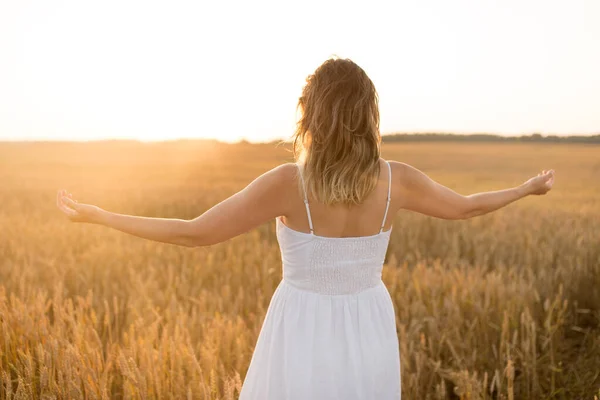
[271,163,301,214]
[237,162,299,216]
[387,160,409,178]
[388,160,420,186]
[386,160,412,207]
[256,162,298,187]
[387,160,427,188]
[242,162,298,197]
[273,162,299,182]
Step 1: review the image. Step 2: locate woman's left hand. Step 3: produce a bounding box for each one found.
[56,189,103,223]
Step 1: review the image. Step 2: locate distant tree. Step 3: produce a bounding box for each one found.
[381,132,600,144]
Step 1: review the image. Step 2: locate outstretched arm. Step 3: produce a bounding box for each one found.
[57,163,294,247]
[395,162,555,220]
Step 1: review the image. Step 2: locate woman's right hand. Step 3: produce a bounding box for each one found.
[56,189,103,223]
[523,169,555,195]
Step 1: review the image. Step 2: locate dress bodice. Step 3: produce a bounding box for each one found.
[276,217,392,295]
[275,161,393,295]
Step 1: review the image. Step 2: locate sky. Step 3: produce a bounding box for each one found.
[0,0,599,143]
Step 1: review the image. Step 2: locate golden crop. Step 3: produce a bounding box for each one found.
[0,140,598,399]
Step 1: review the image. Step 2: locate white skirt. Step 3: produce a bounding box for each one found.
[239,279,401,400]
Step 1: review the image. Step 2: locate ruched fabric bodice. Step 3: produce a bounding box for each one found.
[276,217,392,295]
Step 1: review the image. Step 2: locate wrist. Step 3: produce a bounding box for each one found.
[93,207,110,225]
[517,183,531,197]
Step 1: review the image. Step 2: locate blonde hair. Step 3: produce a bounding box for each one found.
[291,57,382,206]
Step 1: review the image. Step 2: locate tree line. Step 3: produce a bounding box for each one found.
[381,133,600,143]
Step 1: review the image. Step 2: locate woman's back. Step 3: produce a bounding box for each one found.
[280,157,395,238]
[276,159,393,296]
[239,158,402,400]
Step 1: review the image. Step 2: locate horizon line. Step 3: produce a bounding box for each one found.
[0,131,599,145]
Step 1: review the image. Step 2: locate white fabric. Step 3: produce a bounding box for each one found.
[239,161,401,400]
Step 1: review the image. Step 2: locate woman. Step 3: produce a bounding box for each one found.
[56,57,555,399]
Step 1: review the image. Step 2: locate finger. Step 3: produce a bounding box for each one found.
[58,191,68,206]
[62,196,75,209]
[62,196,79,210]
[58,200,78,217]
[58,190,67,207]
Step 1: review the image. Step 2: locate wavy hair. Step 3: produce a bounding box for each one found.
[291,57,382,206]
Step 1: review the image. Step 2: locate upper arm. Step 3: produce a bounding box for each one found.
[184,163,295,246]
[394,161,472,220]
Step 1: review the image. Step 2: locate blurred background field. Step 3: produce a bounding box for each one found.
[0,140,599,399]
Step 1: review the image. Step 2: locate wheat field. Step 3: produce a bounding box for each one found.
[0,140,598,399]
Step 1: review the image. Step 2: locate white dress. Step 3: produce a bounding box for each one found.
[239,161,401,400]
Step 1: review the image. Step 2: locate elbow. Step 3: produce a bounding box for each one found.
[185,233,208,248]
[180,221,207,248]
[449,212,472,221]
[183,237,206,248]
[183,239,201,248]
[457,211,477,220]
[179,235,201,248]
[457,197,480,220]
[457,209,476,220]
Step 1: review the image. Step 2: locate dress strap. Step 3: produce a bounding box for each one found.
[296,163,314,235]
[380,160,392,233]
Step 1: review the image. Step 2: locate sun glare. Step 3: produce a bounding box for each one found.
[0,0,598,142]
